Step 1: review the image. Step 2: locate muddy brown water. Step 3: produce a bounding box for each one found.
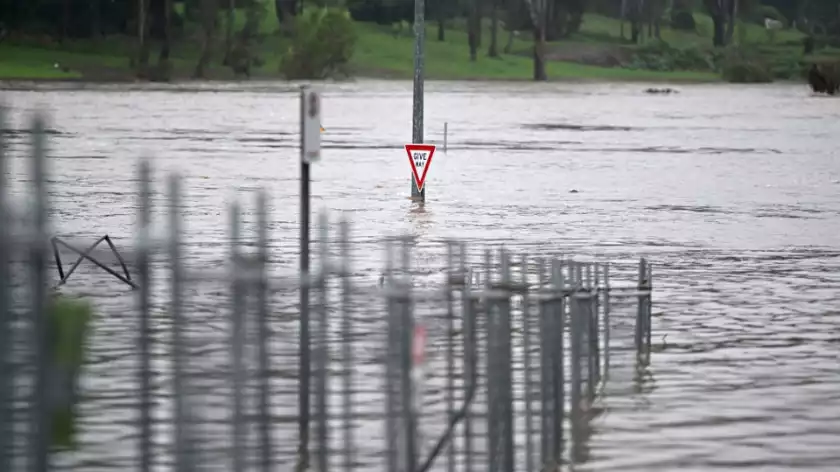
[2,80,840,471]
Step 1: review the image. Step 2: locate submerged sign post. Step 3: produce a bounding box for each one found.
[298,85,322,468]
[404,144,435,196]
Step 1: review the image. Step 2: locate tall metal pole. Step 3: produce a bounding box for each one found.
[411,0,426,202]
[0,107,11,472]
[298,86,312,470]
[29,114,50,472]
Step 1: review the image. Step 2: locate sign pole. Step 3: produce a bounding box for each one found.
[411,0,426,202]
[297,85,311,470]
[297,84,321,470]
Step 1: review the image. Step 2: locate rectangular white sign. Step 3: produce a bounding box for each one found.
[302,89,321,164]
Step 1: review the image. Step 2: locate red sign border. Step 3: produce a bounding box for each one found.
[404,144,436,192]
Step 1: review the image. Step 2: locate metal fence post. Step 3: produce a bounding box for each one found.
[603,264,611,379]
[484,250,499,472]
[445,242,456,472]
[0,106,11,472]
[568,260,582,427]
[520,254,534,472]
[384,239,399,472]
[28,114,51,472]
[498,250,514,472]
[550,259,565,463]
[338,217,353,472]
[592,263,601,386]
[168,173,193,472]
[136,159,153,472]
[585,264,596,403]
[537,258,551,466]
[399,238,417,472]
[314,212,330,472]
[255,190,272,472]
[229,201,246,472]
[646,262,653,358]
[460,242,475,472]
[636,258,646,359]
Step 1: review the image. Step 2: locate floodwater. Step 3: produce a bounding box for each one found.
[2,79,840,471]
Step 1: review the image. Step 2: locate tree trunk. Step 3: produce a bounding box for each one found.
[620,0,626,39]
[136,0,152,78]
[725,0,738,45]
[90,0,101,38]
[525,0,547,80]
[468,0,479,61]
[156,0,173,81]
[534,27,547,80]
[711,13,725,46]
[476,0,482,47]
[224,0,235,65]
[193,0,219,79]
[437,0,446,41]
[703,0,728,47]
[277,0,296,37]
[275,0,283,25]
[629,0,642,43]
[61,0,70,42]
[229,0,260,78]
[488,0,499,57]
[503,28,515,53]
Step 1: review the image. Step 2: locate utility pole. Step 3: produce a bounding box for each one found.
[411,0,426,202]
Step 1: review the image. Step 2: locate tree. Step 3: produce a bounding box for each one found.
[469,0,480,61]
[136,0,152,78]
[193,0,219,78]
[436,0,449,41]
[489,0,500,56]
[224,0,235,65]
[155,0,173,81]
[228,0,263,77]
[275,0,299,35]
[90,0,102,38]
[703,0,737,46]
[627,0,644,43]
[524,0,547,80]
[645,0,666,39]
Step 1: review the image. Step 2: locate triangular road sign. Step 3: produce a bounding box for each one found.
[404,144,436,192]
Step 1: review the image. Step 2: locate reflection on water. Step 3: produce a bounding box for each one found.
[408,201,433,239]
[2,79,840,471]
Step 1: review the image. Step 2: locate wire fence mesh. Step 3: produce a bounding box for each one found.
[0,110,654,472]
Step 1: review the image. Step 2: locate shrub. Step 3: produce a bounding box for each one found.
[750,5,788,28]
[391,20,411,38]
[769,55,807,80]
[627,40,713,71]
[279,7,357,80]
[718,47,773,83]
[670,10,696,31]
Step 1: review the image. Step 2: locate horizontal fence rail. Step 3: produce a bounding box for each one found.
[0,110,654,472]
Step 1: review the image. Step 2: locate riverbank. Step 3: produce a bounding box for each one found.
[0,10,827,84]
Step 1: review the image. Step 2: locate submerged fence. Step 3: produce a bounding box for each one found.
[0,110,654,472]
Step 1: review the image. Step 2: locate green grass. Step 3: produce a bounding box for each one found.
[0,44,85,79]
[569,13,805,47]
[0,4,828,83]
[352,22,716,81]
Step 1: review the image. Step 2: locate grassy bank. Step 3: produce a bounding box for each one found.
[0,4,830,83]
